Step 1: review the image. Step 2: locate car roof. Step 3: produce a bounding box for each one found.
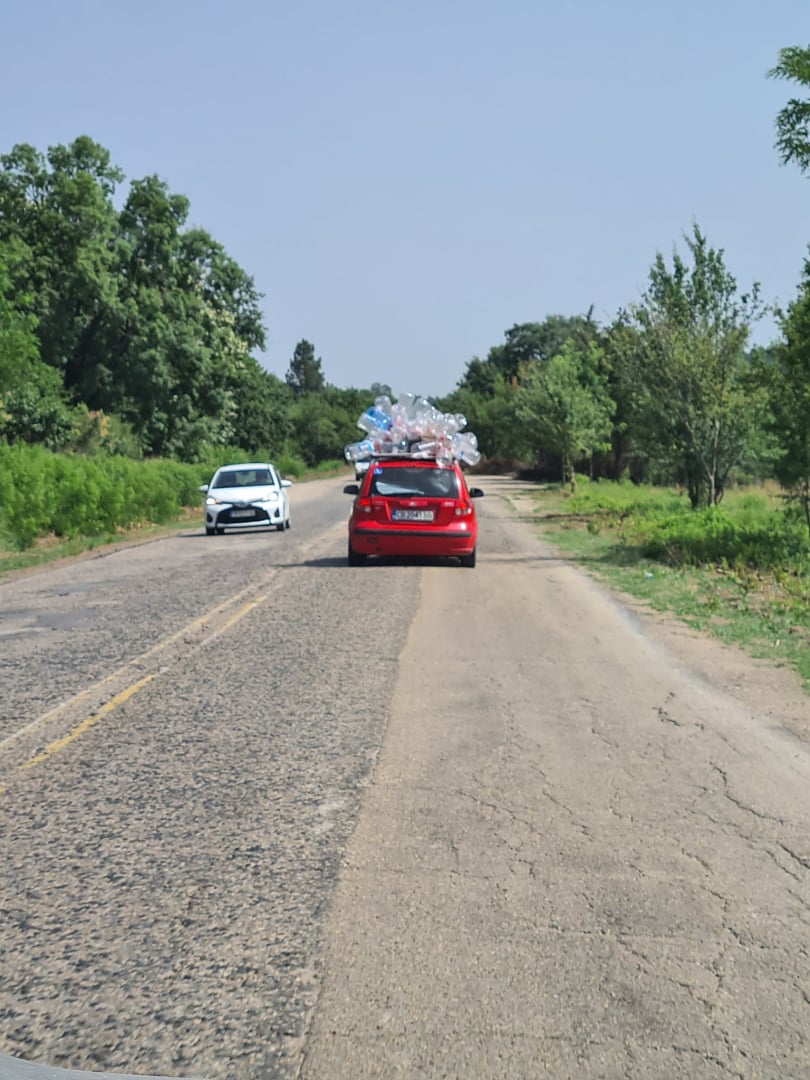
[214,462,274,471]
[370,458,456,469]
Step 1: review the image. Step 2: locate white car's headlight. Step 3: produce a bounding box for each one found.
[264,491,279,501]
[205,495,222,505]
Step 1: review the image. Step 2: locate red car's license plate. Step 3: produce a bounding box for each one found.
[393,509,434,521]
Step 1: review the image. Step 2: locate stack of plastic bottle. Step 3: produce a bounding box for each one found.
[344,393,482,467]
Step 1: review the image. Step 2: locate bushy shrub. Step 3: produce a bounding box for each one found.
[623,505,809,570]
[568,478,688,520]
[0,444,209,549]
[274,452,306,478]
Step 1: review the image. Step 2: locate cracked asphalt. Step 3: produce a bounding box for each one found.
[2,476,810,1078]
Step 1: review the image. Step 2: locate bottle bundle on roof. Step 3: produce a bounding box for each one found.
[344,393,482,467]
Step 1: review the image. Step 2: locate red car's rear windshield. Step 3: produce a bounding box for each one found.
[369,466,460,498]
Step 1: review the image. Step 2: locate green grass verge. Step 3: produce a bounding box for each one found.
[507,479,810,691]
[0,511,201,577]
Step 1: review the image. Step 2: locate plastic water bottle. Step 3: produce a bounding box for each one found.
[345,439,375,461]
[357,406,393,434]
[453,432,482,467]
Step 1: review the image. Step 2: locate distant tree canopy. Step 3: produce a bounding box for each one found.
[286,339,325,397]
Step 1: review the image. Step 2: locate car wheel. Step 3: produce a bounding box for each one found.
[285,517,291,530]
[460,548,476,568]
[348,541,366,566]
[205,527,215,536]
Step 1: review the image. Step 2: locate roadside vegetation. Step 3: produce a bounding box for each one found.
[513,478,810,689]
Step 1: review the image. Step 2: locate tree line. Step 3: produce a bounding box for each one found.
[1,47,810,523]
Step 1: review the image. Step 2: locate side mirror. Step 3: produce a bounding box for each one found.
[198,484,209,493]
[280,479,293,488]
[469,487,484,498]
[343,483,360,495]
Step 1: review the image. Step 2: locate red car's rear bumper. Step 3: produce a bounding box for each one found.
[350,523,476,558]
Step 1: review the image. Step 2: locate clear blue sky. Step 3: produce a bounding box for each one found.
[1,0,808,397]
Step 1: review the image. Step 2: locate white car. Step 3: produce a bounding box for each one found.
[199,462,292,535]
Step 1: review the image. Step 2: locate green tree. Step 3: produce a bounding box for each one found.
[435,381,520,461]
[630,225,765,507]
[0,137,123,387]
[0,243,38,391]
[286,339,325,396]
[456,355,503,398]
[288,385,372,466]
[767,261,810,529]
[86,176,266,458]
[229,364,293,456]
[483,314,599,384]
[0,365,76,449]
[446,316,602,465]
[514,339,614,489]
[0,139,269,460]
[289,393,341,466]
[596,315,650,480]
[0,241,76,449]
[769,46,810,175]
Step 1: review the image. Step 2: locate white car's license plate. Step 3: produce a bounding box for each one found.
[393,509,434,521]
[230,509,255,518]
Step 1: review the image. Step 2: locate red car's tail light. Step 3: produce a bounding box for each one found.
[355,497,373,514]
[454,501,473,517]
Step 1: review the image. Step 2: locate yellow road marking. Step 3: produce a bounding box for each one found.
[12,585,269,773]
[22,674,156,769]
[0,580,274,756]
[202,596,265,639]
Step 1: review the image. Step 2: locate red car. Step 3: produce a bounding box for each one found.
[345,458,484,567]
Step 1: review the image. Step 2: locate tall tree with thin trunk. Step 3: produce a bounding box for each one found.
[515,339,614,490]
[630,225,765,507]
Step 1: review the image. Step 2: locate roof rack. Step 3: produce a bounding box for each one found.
[366,452,453,463]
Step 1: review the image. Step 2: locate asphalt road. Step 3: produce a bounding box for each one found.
[1,476,809,1079]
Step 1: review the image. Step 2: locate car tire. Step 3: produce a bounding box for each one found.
[205,527,215,536]
[460,547,476,568]
[348,541,366,566]
[285,518,291,530]
[216,527,225,535]
[276,521,285,532]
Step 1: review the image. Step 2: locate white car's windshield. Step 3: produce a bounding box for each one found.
[213,469,273,488]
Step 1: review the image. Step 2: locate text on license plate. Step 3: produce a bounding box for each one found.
[393,509,434,521]
[230,509,255,518]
